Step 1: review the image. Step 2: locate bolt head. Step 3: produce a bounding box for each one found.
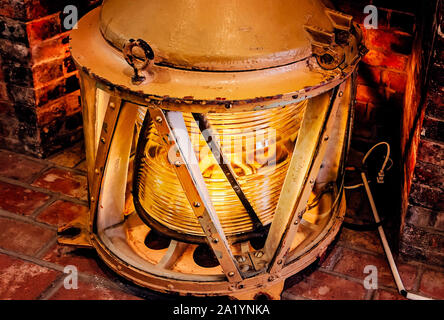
[228,271,235,277]
[254,251,264,258]
[156,116,162,123]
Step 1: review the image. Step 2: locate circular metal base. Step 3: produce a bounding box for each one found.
[91,190,345,298]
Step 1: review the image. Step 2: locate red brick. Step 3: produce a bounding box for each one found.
[333,248,417,290]
[26,13,61,44]
[0,217,55,255]
[285,271,366,300]
[48,142,85,168]
[373,289,407,300]
[37,91,81,126]
[417,139,444,167]
[0,150,46,182]
[32,168,87,200]
[356,84,383,104]
[0,253,60,299]
[362,50,408,71]
[50,281,142,300]
[365,30,413,55]
[30,34,70,64]
[37,200,88,226]
[339,229,384,254]
[32,58,64,87]
[0,181,50,215]
[357,65,381,86]
[42,244,107,278]
[419,269,444,299]
[381,71,407,92]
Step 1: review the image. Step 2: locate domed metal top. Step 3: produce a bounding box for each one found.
[71,0,364,110]
[100,0,338,71]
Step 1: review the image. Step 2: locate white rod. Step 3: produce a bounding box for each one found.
[360,171,434,300]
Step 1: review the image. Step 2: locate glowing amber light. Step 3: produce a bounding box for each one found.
[135,101,307,240]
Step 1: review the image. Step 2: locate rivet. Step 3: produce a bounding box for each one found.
[294,220,299,225]
[339,91,344,97]
[174,160,182,167]
[237,284,244,289]
[254,251,264,258]
[95,168,100,174]
[228,271,235,277]
[109,102,115,109]
[324,135,329,141]
[268,276,275,282]
[213,238,219,244]
[310,179,315,184]
[90,196,95,202]
[277,259,283,265]
[117,265,122,270]
[167,284,174,289]
[100,137,106,144]
[156,116,162,123]
[225,103,233,109]
[193,202,201,208]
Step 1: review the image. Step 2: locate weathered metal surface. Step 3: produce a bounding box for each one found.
[70,7,362,112]
[68,0,364,299]
[100,0,337,71]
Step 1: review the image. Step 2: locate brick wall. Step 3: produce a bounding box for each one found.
[400,1,444,266]
[332,0,442,267]
[0,0,101,157]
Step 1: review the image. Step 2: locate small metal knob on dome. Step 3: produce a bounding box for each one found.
[123,38,154,85]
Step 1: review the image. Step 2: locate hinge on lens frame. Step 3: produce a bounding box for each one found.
[304,9,354,71]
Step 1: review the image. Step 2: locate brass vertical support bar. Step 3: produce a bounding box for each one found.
[263,81,347,274]
[149,108,243,283]
[89,96,124,232]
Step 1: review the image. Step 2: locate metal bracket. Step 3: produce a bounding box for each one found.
[262,81,347,274]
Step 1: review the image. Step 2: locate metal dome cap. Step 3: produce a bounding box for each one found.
[70,0,365,111]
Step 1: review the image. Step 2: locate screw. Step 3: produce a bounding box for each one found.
[193,202,201,208]
[95,168,100,174]
[339,91,344,97]
[100,137,106,144]
[228,271,235,277]
[174,160,182,167]
[254,251,264,258]
[156,116,162,123]
[213,238,219,244]
[237,256,246,263]
[109,102,115,109]
[277,259,283,265]
[324,135,329,141]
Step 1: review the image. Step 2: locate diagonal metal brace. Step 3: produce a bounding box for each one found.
[149,108,243,283]
[192,113,263,229]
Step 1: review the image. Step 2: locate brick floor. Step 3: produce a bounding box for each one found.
[0,181,50,216]
[0,142,442,300]
[0,253,60,300]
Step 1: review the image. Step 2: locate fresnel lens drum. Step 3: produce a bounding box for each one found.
[63,0,366,299]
